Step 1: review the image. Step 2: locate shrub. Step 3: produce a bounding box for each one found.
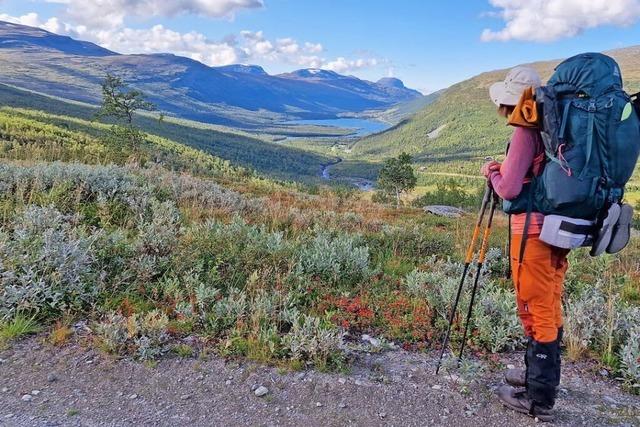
[618,323,640,392]
[95,310,170,360]
[0,206,99,320]
[296,231,372,287]
[412,179,480,209]
[563,284,606,360]
[282,314,342,367]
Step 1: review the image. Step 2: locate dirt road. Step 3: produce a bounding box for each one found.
[1,336,639,427]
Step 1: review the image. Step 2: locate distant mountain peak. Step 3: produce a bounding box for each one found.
[0,20,115,57]
[286,68,342,79]
[376,77,406,89]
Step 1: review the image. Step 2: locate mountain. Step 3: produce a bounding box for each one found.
[351,46,640,170]
[0,21,421,128]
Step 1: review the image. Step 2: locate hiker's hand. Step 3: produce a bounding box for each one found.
[481,161,501,177]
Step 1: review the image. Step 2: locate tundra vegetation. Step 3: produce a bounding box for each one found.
[0,105,638,393]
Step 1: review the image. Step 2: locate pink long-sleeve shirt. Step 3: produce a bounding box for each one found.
[489,127,545,235]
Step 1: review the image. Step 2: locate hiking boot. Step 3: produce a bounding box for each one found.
[504,368,526,387]
[497,385,555,422]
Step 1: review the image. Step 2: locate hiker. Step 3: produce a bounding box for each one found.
[482,66,565,422]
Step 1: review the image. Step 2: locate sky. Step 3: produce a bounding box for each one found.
[2,0,640,93]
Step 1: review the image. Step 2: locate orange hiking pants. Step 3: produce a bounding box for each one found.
[510,234,569,344]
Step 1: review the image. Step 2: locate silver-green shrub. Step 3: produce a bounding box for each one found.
[618,322,640,391]
[296,230,371,286]
[95,310,170,360]
[282,313,341,363]
[0,206,99,320]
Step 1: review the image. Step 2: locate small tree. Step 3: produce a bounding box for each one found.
[96,74,155,154]
[377,152,417,208]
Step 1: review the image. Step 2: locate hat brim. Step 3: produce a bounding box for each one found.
[489,82,520,107]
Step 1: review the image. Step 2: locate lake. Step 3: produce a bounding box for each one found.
[285,118,390,137]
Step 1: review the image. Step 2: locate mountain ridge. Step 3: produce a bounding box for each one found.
[0,20,422,127]
[351,45,640,165]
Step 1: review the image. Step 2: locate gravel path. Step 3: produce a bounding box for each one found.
[1,337,639,426]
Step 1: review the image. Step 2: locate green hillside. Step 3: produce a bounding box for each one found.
[0,84,336,183]
[352,46,640,170]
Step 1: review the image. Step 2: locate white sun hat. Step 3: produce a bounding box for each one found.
[489,66,542,107]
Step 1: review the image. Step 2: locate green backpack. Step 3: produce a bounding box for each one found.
[504,52,640,220]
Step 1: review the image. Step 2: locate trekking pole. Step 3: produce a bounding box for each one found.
[457,189,499,365]
[435,185,492,375]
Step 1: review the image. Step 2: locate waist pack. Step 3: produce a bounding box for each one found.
[539,215,594,249]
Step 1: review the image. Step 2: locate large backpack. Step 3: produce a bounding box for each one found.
[506,53,640,220]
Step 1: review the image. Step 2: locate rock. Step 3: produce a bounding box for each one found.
[1,387,8,393]
[423,205,465,218]
[31,390,40,396]
[339,403,347,409]
[180,395,191,400]
[129,394,138,400]
[506,364,515,370]
[338,378,346,385]
[47,373,58,383]
[431,385,442,390]
[295,372,306,381]
[361,334,381,347]
[599,369,609,377]
[225,380,232,386]
[354,380,364,386]
[21,394,32,402]
[254,386,269,397]
[315,402,323,407]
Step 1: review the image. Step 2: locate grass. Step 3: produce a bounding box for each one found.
[0,315,41,346]
[0,84,335,183]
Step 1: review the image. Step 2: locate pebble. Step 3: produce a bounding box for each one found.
[47,373,58,383]
[1,387,8,393]
[21,394,32,402]
[4,414,13,418]
[31,390,40,396]
[506,364,515,369]
[295,372,306,381]
[432,385,442,390]
[180,395,191,400]
[339,403,347,409]
[129,394,138,400]
[354,380,364,386]
[225,380,232,386]
[338,378,346,384]
[315,402,323,407]
[254,386,269,397]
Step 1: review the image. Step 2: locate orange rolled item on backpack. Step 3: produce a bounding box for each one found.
[508,86,538,128]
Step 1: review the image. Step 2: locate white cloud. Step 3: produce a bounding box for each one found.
[324,57,378,73]
[59,0,263,29]
[481,0,640,42]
